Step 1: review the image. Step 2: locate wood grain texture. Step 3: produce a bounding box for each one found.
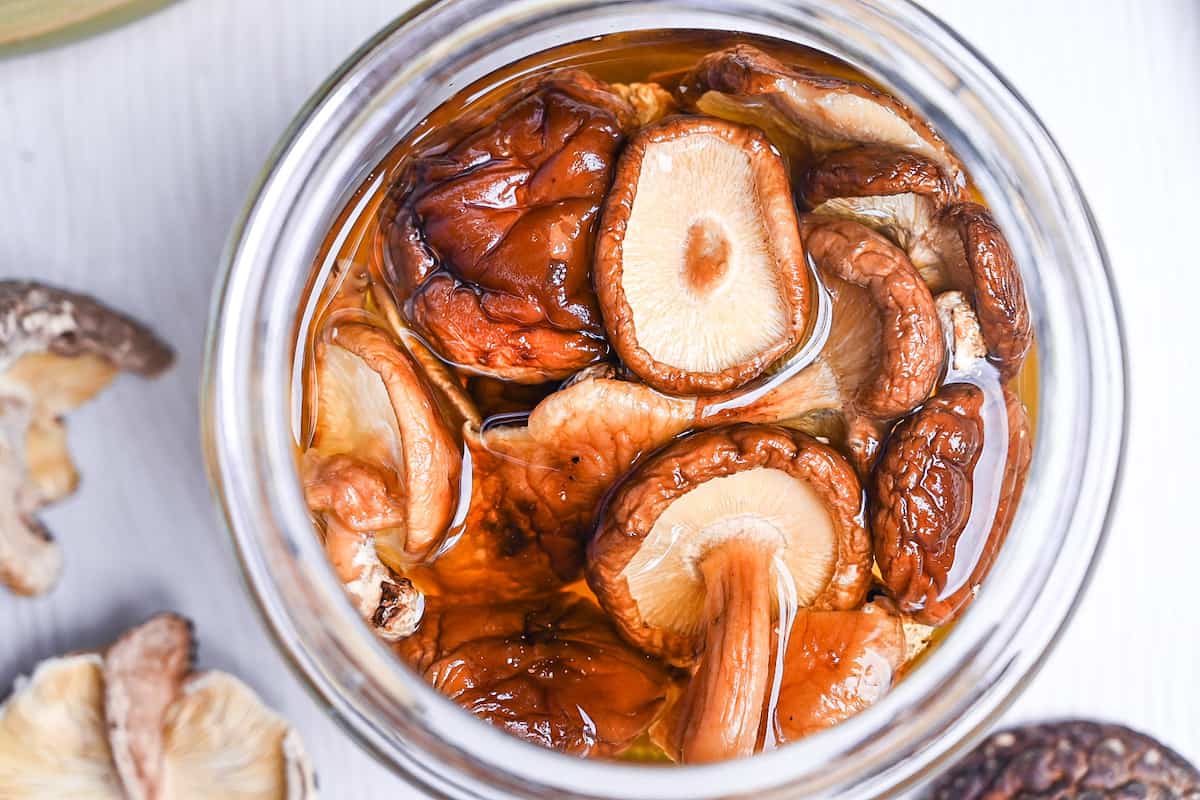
[0,0,1196,796]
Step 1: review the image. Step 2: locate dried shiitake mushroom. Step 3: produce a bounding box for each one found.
[303,322,461,637]
[595,116,811,395]
[588,425,872,763]
[929,721,1200,799]
[0,281,172,596]
[0,614,315,799]
[678,45,965,187]
[800,145,963,288]
[871,295,1032,625]
[381,71,635,383]
[769,602,905,743]
[395,594,673,758]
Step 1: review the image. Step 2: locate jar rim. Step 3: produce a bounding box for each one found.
[202,1,1127,797]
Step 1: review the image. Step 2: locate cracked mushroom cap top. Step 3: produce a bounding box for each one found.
[587,424,872,666]
[594,115,811,395]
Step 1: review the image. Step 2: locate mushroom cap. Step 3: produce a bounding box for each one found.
[770,602,905,742]
[394,594,673,758]
[870,380,1032,625]
[938,203,1033,378]
[0,615,314,800]
[800,146,962,289]
[678,45,965,188]
[595,116,811,395]
[588,424,872,665]
[381,71,634,383]
[0,282,172,596]
[801,215,944,419]
[307,322,461,563]
[415,374,697,600]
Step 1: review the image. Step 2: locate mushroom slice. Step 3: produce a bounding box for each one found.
[588,425,872,763]
[395,594,673,758]
[381,71,634,383]
[800,146,962,289]
[0,654,124,798]
[595,116,810,395]
[871,380,1032,625]
[768,602,906,742]
[104,614,193,799]
[415,375,699,600]
[305,322,461,564]
[679,45,965,187]
[0,281,172,596]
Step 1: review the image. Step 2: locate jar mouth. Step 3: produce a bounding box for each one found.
[202,1,1127,798]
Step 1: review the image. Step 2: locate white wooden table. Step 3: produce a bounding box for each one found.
[1,1,1196,796]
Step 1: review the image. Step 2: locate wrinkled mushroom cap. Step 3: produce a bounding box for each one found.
[395,594,674,758]
[679,45,965,188]
[588,424,872,665]
[801,215,944,419]
[0,281,172,596]
[595,116,811,395]
[382,71,634,383]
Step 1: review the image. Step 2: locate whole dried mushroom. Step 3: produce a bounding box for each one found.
[303,322,461,638]
[871,295,1032,625]
[678,45,965,187]
[0,281,172,596]
[381,71,636,383]
[394,594,673,758]
[929,721,1200,799]
[588,425,872,763]
[595,116,811,394]
[0,614,314,799]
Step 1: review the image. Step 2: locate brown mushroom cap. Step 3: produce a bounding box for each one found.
[381,71,634,383]
[870,381,1031,625]
[0,281,172,596]
[937,203,1033,378]
[800,146,963,289]
[595,116,811,395]
[768,602,905,743]
[678,45,965,188]
[588,425,871,762]
[394,594,674,758]
[305,322,462,564]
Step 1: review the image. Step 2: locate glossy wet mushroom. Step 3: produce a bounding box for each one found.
[767,601,906,743]
[381,71,635,383]
[588,424,872,763]
[870,293,1032,625]
[678,45,965,188]
[799,145,963,288]
[394,593,674,758]
[303,322,461,638]
[0,281,172,596]
[595,116,811,394]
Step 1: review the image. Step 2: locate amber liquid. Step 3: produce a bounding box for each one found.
[294,29,1039,763]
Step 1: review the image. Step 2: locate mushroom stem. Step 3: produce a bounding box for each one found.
[671,536,777,763]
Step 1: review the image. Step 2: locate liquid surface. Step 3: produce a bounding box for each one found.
[294,29,1038,764]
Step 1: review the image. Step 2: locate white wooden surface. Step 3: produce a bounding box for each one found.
[1,1,1196,796]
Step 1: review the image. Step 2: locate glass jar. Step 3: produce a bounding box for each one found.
[201,1,1126,797]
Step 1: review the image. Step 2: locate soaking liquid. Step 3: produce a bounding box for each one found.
[293,28,1039,763]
